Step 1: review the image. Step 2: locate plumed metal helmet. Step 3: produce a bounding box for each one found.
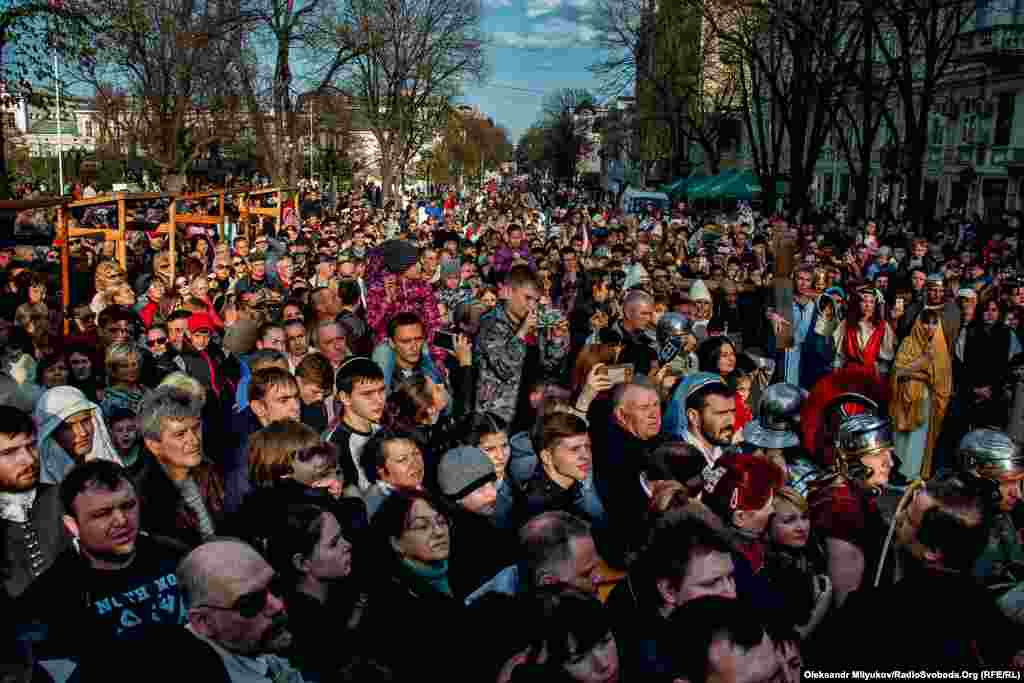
[657,312,692,345]
[959,428,1024,482]
[834,414,894,482]
[742,383,804,449]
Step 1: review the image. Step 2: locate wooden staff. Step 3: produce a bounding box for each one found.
[772,228,797,349]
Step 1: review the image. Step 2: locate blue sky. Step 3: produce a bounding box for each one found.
[457,0,607,142]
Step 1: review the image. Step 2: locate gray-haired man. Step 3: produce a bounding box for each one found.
[134,386,223,548]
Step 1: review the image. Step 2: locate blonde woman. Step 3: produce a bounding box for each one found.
[761,487,831,638]
[99,343,149,418]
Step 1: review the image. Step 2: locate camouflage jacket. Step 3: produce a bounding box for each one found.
[474,303,569,423]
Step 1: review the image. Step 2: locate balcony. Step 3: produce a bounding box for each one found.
[990,147,1024,165]
[956,25,1024,63]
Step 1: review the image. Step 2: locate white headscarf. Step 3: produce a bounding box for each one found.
[34,386,121,484]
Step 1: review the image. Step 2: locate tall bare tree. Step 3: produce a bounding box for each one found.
[78,0,251,177]
[831,1,896,223]
[873,0,973,227]
[335,0,487,199]
[234,0,365,185]
[707,0,862,214]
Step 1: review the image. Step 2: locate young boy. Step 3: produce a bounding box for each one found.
[326,357,386,492]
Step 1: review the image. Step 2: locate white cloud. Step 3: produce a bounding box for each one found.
[491,30,580,49]
[526,0,561,17]
[490,24,596,48]
[526,0,592,16]
[490,0,599,49]
[482,0,515,8]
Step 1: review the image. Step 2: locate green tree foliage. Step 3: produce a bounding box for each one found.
[0,0,92,197]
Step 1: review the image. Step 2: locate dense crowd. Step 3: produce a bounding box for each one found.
[1,182,1023,682]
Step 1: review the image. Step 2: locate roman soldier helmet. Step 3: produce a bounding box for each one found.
[657,312,692,365]
[834,413,894,482]
[959,429,1024,482]
[657,312,692,345]
[742,383,804,450]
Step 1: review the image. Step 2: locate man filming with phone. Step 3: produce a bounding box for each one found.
[475,265,570,424]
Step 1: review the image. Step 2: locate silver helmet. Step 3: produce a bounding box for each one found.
[657,312,692,345]
[835,414,894,482]
[742,383,804,450]
[959,428,1024,481]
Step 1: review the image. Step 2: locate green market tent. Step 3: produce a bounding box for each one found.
[659,176,705,197]
[682,173,724,200]
[688,170,762,201]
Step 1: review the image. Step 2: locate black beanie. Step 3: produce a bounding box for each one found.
[380,239,419,274]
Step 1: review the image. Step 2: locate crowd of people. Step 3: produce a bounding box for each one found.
[1,181,1024,682]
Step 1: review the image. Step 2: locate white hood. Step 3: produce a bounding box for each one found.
[34,386,121,484]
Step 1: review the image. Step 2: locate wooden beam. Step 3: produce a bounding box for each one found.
[116,194,127,268]
[67,228,119,239]
[59,205,70,336]
[249,207,280,217]
[169,200,177,286]
[172,214,224,225]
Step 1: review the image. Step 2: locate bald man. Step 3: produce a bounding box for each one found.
[73,539,306,681]
[176,540,304,680]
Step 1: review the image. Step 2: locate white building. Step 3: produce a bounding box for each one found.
[1,89,99,156]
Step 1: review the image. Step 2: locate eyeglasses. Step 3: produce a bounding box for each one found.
[199,574,287,619]
[147,336,168,348]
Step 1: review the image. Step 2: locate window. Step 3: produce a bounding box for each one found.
[994,92,1015,147]
[2,112,15,131]
[962,114,977,143]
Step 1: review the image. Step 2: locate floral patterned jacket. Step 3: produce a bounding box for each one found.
[364,248,443,346]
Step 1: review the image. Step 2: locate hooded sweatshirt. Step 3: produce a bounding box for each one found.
[34,386,121,484]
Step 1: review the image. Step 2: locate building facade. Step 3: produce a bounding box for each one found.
[725,3,1024,220]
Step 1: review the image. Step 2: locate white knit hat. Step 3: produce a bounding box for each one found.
[689,279,712,302]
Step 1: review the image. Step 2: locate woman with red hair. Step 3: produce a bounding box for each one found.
[701,452,785,573]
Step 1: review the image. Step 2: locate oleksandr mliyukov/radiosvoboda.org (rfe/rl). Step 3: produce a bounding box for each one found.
[804,672,1022,680]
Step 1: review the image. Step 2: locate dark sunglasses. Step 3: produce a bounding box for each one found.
[147,336,168,348]
[200,574,287,619]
